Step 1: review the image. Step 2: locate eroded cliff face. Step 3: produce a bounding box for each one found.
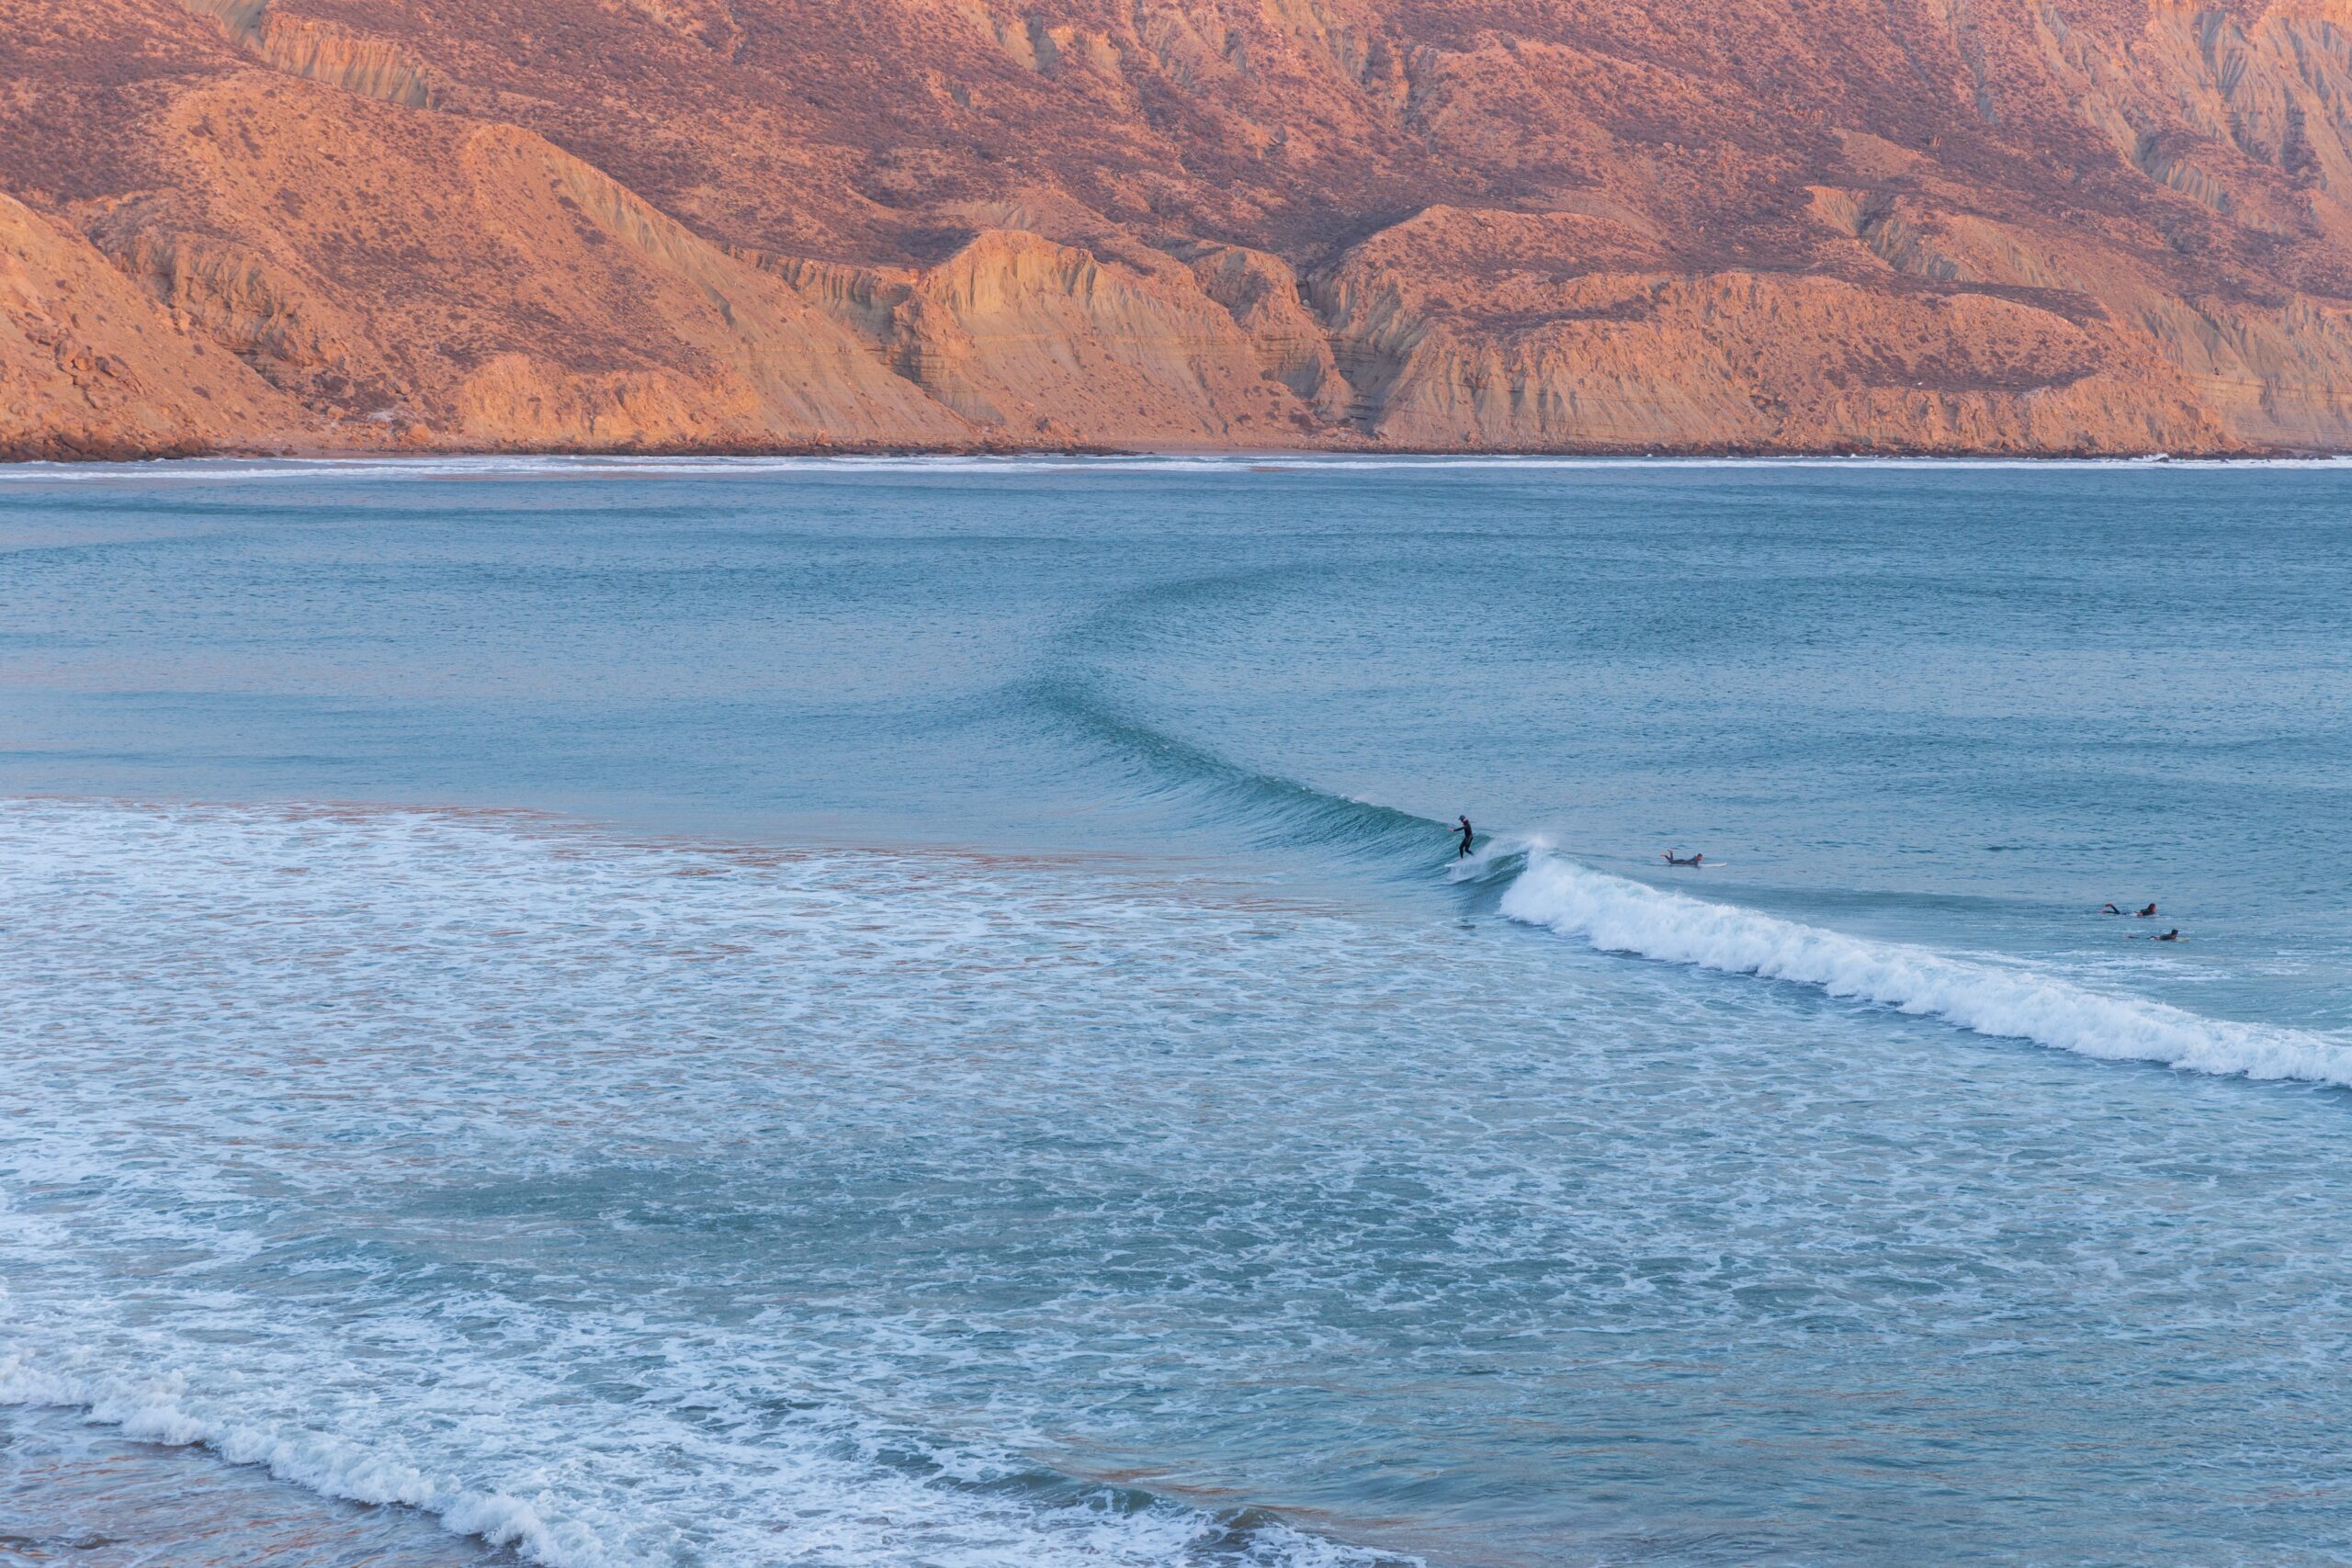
[0,191,312,459]
[7,0,2352,455]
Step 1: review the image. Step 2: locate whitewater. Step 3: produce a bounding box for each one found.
[2,456,2348,1567]
[1487,844,2352,1085]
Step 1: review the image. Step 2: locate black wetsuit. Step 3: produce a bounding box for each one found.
[1457,819,1475,859]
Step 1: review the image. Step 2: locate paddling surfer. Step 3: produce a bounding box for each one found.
[1663,850,1703,867]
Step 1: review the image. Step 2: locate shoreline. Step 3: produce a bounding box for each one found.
[0,440,2338,468]
[0,1404,517,1567]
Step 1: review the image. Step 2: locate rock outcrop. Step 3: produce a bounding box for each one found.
[0,191,314,459]
[8,0,2352,456]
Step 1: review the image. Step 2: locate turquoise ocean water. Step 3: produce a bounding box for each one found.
[1,456,2348,1566]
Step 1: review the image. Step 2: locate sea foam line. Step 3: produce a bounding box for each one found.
[1495,849,2352,1087]
[0,1346,1397,1568]
[0,1358,616,1568]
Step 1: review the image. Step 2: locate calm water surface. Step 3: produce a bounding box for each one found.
[1,456,2348,1567]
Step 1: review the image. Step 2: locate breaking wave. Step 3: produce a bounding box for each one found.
[1494,845,2352,1087]
[1035,581,2352,1092]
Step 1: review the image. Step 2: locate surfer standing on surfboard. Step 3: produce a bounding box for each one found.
[1457,816,1475,859]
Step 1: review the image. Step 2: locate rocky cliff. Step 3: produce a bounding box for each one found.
[9,0,2352,457]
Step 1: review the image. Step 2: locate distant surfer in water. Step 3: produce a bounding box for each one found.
[1662,850,1703,867]
[2154,929,2184,942]
[1457,816,1475,858]
[2136,902,2158,918]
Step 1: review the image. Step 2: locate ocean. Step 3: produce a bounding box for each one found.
[1,456,2347,1567]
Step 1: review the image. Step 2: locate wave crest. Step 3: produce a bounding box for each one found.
[1498,850,2352,1087]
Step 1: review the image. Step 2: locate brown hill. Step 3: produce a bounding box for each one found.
[7,0,2352,457]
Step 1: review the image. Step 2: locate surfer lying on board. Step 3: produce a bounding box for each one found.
[2137,903,2158,918]
[1457,816,1475,859]
[2154,929,2184,942]
[1662,850,1703,867]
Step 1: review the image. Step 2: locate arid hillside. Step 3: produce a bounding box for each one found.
[9,0,2352,456]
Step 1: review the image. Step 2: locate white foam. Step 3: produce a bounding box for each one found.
[0,1334,1393,1568]
[4,797,2341,1568]
[1498,849,2352,1087]
[0,798,1425,1568]
[0,1359,606,1565]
